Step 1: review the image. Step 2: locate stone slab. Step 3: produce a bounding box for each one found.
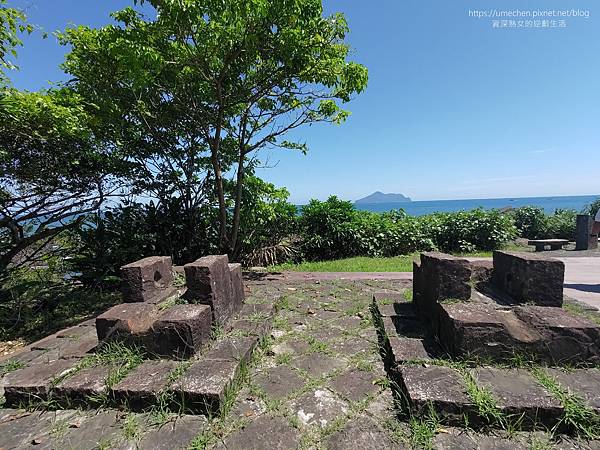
[325,416,400,450]
[137,415,208,450]
[473,367,563,427]
[214,415,300,450]
[388,337,438,363]
[184,255,233,326]
[437,303,542,359]
[151,304,212,358]
[172,358,239,413]
[112,359,177,409]
[493,251,564,306]
[291,353,346,378]
[255,365,306,400]
[547,368,600,411]
[230,317,271,338]
[204,335,258,362]
[514,306,600,364]
[54,365,111,404]
[292,388,350,429]
[382,316,427,339]
[3,358,79,405]
[329,369,381,402]
[95,302,157,341]
[239,302,276,319]
[396,365,473,424]
[121,256,175,303]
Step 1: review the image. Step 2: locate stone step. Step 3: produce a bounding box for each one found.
[472,367,563,428]
[395,364,570,430]
[394,365,474,425]
[547,368,600,412]
[54,365,112,406]
[3,359,80,406]
[387,337,440,364]
[111,359,178,410]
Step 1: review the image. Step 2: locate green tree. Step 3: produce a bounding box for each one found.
[60,0,368,255]
[0,88,124,271]
[0,0,33,84]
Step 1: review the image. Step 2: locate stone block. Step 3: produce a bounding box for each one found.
[31,328,99,359]
[172,358,240,413]
[112,360,178,409]
[204,336,258,362]
[121,256,175,303]
[3,359,79,405]
[54,365,112,404]
[514,306,600,364]
[230,317,271,338]
[228,263,245,315]
[388,337,439,363]
[372,292,405,304]
[413,253,473,322]
[493,251,564,306]
[184,255,233,326]
[151,304,212,358]
[437,303,542,359]
[95,303,157,341]
[395,365,473,424]
[382,315,427,339]
[547,368,600,412]
[473,367,563,428]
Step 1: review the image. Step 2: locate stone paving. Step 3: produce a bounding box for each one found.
[2,268,600,448]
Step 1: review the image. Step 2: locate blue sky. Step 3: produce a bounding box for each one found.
[6,0,600,203]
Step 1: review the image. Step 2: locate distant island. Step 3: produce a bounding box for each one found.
[355,191,412,204]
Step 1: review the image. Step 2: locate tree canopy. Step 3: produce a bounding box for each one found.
[61,0,368,255]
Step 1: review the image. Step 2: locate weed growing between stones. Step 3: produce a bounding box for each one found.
[461,369,504,427]
[120,413,142,441]
[402,288,413,301]
[0,359,25,376]
[563,302,600,327]
[531,367,600,439]
[409,404,440,450]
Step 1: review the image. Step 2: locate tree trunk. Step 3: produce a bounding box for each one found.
[230,148,246,257]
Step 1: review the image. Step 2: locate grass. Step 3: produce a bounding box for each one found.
[409,405,441,449]
[531,367,600,439]
[0,359,25,376]
[563,302,600,327]
[270,255,418,272]
[268,242,530,273]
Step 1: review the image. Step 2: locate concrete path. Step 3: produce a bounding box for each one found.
[559,257,600,309]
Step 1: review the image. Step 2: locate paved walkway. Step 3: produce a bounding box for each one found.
[559,257,600,309]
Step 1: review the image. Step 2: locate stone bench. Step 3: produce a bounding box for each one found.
[527,239,569,252]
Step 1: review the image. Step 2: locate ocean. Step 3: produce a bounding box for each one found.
[352,195,599,216]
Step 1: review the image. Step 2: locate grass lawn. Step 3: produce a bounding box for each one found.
[267,249,533,272]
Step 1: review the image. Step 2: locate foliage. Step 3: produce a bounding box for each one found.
[512,206,548,240]
[0,88,124,272]
[0,0,33,84]
[425,208,517,253]
[236,176,298,266]
[73,177,297,285]
[60,0,368,255]
[298,197,516,260]
[585,198,600,217]
[512,206,577,240]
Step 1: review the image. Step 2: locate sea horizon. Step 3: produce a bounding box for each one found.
[301,194,600,216]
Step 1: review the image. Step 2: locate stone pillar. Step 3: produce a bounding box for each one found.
[492,251,564,307]
[184,255,234,326]
[576,214,598,251]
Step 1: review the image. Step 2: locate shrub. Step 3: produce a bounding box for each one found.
[298,199,516,260]
[585,198,600,217]
[425,209,517,253]
[299,196,360,261]
[512,206,548,239]
[546,209,577,240]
